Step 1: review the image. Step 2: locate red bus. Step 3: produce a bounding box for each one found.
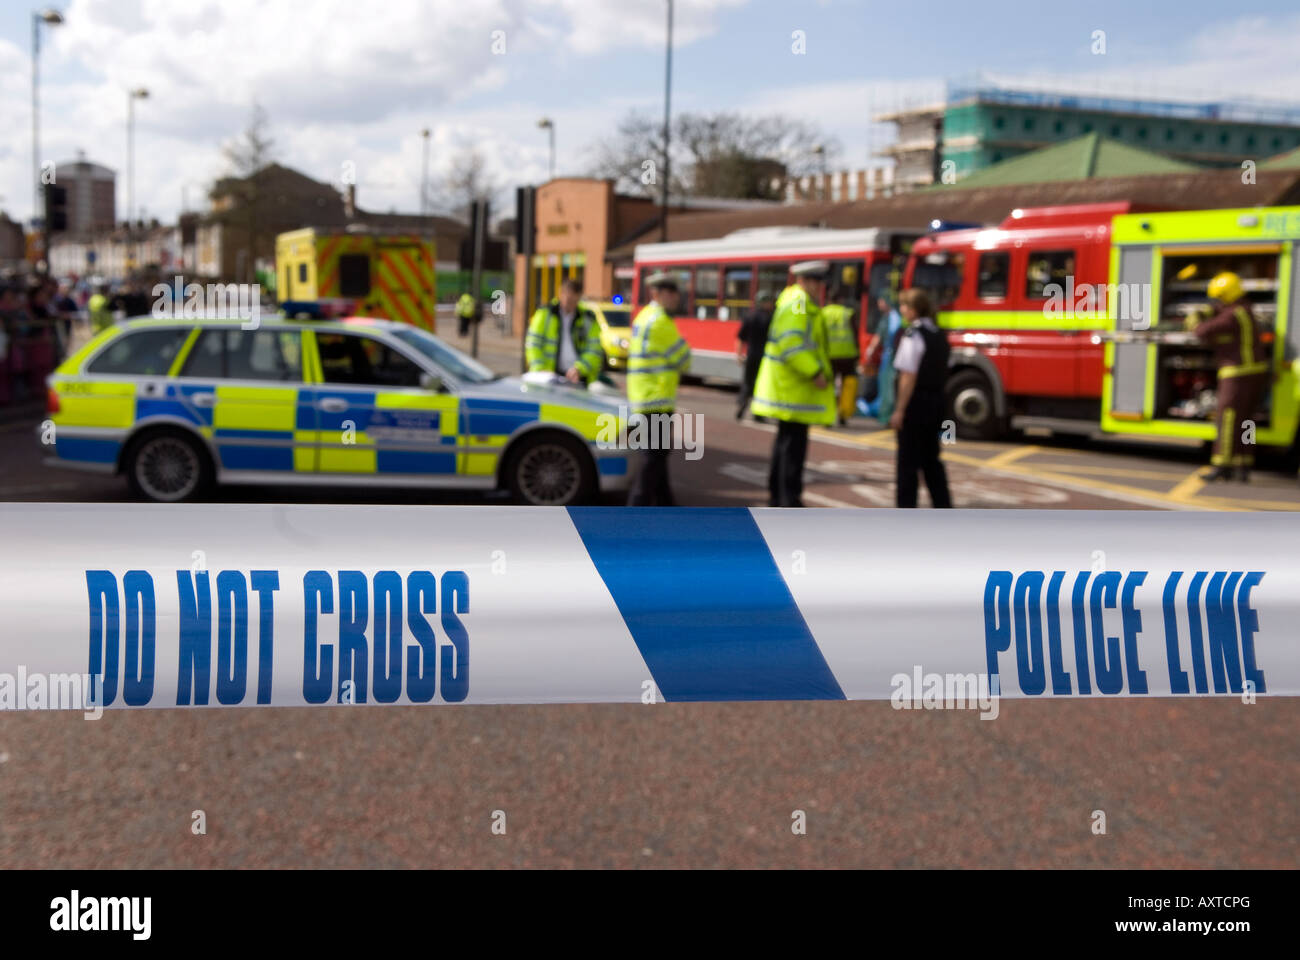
[903,202,1167,439]
[632,226,921,383]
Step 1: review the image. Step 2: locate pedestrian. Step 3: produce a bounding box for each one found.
[751,260,835,507]
[889,288,952,508]
[820,283,861,426]
[1190,272,1271,482]
[525,278,604,385]
[863,294,905,424]
[626,271,691,506]
[455,290,478,337]
[735,288,775,421]
[88,283,114,334]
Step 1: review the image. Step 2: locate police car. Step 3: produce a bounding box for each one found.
[43,316,630,505]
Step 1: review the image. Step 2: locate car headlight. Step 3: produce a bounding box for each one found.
[618,338,629,349]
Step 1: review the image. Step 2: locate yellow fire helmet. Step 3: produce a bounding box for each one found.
[1207,271,1244,304]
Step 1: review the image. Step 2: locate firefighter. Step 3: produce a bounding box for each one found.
[626,272,690,506]
[889,288,952,508]
[525,279,604,384]
[1190,272,1271,482]
[752,260,835,507]
[455,291,479,336]
[821,283,860,426]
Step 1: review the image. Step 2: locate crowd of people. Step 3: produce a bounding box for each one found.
[524,266,953,509]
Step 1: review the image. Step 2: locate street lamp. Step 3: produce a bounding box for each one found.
[420,128,431,217]
[537,117,555,180]
[812,143,827,200]
[660,0,673,242]
[126,87,148,229]
[32,7,64,273]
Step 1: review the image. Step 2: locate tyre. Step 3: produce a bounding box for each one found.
[944,369,1003,441]
[123,428,213,502]
[502,431,597,506]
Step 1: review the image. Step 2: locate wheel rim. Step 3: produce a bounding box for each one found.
[135,436,201,501]
[953,386,990,427]
[517,443,582,505]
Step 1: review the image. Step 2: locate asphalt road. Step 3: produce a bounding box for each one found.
[1,327,1297,868]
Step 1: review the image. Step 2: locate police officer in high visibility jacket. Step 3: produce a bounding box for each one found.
[626,272,690,506]
[525,279,604,384]
[455,292,479,336]
[821,284,861,426]
[752,260,836,507]
[1191,272,1271,482]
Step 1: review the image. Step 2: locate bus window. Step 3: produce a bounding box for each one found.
[722,265,753,319]
[977,252,1010,299]
[695,265,720,319]
[757,263,790,301]
[829,260,861,303]
[913,252,965,307]
[1025,250,1076,299]
[637,267,654,305]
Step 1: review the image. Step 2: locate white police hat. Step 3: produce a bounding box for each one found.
[791,260,830,278]
[645,271,679,289]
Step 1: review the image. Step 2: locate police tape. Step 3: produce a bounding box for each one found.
[0,504,1294,710]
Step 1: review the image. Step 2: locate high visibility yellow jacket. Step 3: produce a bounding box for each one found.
[88,293,113,333]
[526,302,604,382]
[455,293,477,318]
[626,301,690,414]
[751,284,835,425]
[821,303,860,360]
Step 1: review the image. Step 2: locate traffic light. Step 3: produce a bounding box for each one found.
[44,183,68,233]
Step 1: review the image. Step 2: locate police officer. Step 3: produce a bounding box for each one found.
[735,288,775,421]
[1191,272,1271,482]
[626,272,691,505]
[455,291,479,337]
[752,260,836,507]
[889,288,952,508]
[821,283,860,426]
[525,279,604,385]
[88,283,114,333]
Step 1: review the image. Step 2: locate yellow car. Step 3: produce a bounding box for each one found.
[586,299,633,370]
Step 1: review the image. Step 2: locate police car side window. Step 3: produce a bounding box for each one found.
[181,330,224,378]
[87,328,189,376]
[228,330,302,381]
[317,333,422,387]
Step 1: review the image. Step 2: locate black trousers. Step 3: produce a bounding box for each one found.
[736,350,764,417]
[769,420,809,507]
[627,416,676,506]
[896,408,952,508]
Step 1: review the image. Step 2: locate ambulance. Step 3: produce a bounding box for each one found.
[275,228,437,330]
[1099,206,1300,461]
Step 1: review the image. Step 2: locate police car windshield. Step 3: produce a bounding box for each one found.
[602,309,631,328]
[391,328,499,383]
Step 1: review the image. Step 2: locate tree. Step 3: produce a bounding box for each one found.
[220,103,276,284]
[588,110,840,201]
[438,143,503,220]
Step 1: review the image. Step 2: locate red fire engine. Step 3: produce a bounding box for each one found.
[903,202,1166,439]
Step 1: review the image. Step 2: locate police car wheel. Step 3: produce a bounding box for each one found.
[505,433,595,506]
[945,370,1002,441]
[125,429,211,503]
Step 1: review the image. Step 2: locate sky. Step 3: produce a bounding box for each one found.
[2,0,1300,226]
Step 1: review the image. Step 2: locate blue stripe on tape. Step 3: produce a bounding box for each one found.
[567,507,845,702]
